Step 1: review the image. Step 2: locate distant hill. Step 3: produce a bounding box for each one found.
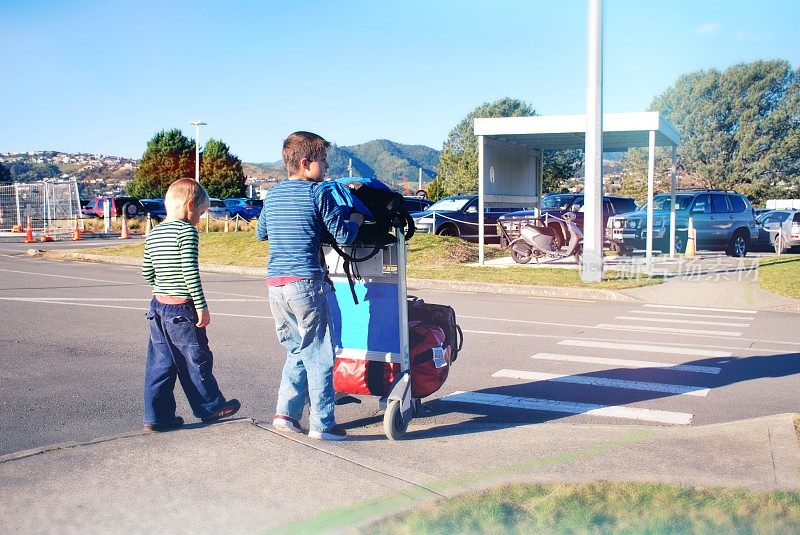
[3,140,440,196]
[245,140,440,192]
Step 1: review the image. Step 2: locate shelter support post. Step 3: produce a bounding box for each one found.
[645,130,656,270]
[536,150,543,216]
[478,135,485,265]
[581,0,603,283]
[668,146,678,259]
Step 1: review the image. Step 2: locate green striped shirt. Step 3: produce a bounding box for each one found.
[142,220,207,309]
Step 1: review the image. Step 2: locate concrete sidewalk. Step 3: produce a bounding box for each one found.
[1,413,799,534]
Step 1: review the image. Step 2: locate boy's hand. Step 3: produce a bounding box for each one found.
[196,307,211,328]
[351,213,365,226]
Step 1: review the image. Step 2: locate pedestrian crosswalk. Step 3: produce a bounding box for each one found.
[441,304,759,425]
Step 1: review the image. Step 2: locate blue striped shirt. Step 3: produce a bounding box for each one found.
[256,179,360,280]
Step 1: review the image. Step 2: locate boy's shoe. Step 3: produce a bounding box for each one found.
[272,415,303,434]
[143,416,184,433]
[308,425,347,441]
[201,399,241,423]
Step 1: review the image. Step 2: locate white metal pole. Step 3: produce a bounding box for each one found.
[669,145,677,258]
[478,134,485,265]
[581,0,603,283]
[418,167,423,192]
[189,120,206,183]
[14,184,22,227]
[645,130,656,267]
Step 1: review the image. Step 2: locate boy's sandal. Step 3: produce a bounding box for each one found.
[201,399,241,423]
[143,416,185,433]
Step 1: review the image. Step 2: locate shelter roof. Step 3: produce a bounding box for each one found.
[473,112,679,152]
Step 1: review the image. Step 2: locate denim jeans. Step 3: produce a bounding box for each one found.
[269,279,336,433]
[144,298,226,424]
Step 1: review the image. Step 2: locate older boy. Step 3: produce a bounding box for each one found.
[256,131,362,440]
[142,178,240,432]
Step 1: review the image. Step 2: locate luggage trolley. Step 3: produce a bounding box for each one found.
[324,225,413,440]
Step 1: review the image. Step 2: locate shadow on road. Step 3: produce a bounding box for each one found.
[391,351,800,440]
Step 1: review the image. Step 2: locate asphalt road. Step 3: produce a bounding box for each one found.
[1,253,799,455]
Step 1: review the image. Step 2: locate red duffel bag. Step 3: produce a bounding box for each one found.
[333,322,451,398]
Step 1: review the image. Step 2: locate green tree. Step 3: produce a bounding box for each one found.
[425,177,446,202]
[0,162,11,184]
[647,59,800,204]
[543,150,583,193]
[128,129,194,198]
[199,138,246,199]
[436,98,582,197]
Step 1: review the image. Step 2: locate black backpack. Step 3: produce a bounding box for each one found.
[322,181,415,303]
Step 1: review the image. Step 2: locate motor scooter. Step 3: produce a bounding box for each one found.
[504,212,583,264]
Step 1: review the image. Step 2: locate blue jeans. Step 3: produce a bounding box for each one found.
[269,279,336,433]
[144,298,226,425]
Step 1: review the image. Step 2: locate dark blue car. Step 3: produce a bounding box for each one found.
[223,198,263,220]
[139,198,167,222]
[411,195,521,243]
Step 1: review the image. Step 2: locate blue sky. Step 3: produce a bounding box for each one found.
[1,0,798,163]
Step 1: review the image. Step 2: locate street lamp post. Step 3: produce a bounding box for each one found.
[188,120,207,183]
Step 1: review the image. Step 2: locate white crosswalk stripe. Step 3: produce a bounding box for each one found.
[441,391,694,425]
[625,310,756,321]
[491,369,710,396]
[557,339,731,358]
[641,303,757,315]
[613,315,751,327]
[595,323,742,337]
[530,352,721,374]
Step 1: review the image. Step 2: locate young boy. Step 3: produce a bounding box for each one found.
[256,131,362,441]
[141,177,240,432]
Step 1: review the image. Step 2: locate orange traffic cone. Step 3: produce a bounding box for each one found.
[72,217,84,241]
[145,214,153,236]
[684,217,696,258]
[23,216,35,243]
[119,213,130,239]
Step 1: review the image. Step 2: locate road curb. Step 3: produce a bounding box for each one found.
[47,251,638,303]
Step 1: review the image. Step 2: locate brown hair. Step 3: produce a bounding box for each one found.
[282,131,330,175]
[165,178,210,209]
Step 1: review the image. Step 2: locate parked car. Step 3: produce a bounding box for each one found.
[752,210,792,250]
[411,195,522,243]
[768,210,800,253]
[223,198,263,220]
[205,198,230,219]
[139,198,167,222]
[403,195,433,213]
[606,190,758,256]
[498,193,637,248]
[81,196,143,219]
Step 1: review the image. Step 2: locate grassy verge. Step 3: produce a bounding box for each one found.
[758,256,800,300]
[68,232,660,290]
[363,482,800,535]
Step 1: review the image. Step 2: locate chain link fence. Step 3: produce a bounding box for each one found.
[0,179,82,232]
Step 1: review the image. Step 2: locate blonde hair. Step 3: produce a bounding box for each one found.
[282,131,330,175]
[165,178,209,211]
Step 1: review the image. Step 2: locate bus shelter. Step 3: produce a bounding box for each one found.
[473,112,680,270]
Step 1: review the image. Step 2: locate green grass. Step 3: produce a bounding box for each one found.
[72,232,660,289]
[758,256,800,300]
[363,482,800,535]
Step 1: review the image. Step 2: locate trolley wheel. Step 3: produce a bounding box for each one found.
[383,399,408,440]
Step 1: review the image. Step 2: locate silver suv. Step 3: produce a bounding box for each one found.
[607,190,758,257]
